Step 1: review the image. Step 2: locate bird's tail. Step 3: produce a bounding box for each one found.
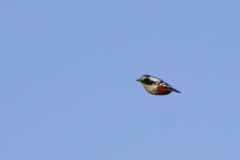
[172,88,181,93]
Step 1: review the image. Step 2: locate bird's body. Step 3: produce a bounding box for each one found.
[137,75,181,95]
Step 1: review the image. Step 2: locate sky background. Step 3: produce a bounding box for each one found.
[1,0,240,159]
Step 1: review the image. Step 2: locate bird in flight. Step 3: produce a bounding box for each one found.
[137,75,181,95]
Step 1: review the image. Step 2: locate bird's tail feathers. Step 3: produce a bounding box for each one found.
[172,88,181,93]
[167,87,181,93]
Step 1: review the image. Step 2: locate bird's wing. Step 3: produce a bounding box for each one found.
[157,81,181,93]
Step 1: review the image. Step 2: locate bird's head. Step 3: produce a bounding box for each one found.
[136,75,151,83]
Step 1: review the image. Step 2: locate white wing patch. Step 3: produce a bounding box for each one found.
[160,83,167,87]
[148,77,161,82]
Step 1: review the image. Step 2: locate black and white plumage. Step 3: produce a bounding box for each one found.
[137,75,181,95]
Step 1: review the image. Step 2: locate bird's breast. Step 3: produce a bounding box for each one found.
[143,84,158,94]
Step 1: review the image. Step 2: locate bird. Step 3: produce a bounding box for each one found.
[137,75,181,95]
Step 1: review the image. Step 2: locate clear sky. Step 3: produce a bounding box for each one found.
[1,0,240,159]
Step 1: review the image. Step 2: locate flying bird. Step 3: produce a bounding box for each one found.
[137,75,181,95]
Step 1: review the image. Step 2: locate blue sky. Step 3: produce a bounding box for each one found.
[1,0,240,159]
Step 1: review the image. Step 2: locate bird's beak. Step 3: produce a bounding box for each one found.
[136,79,141,82]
